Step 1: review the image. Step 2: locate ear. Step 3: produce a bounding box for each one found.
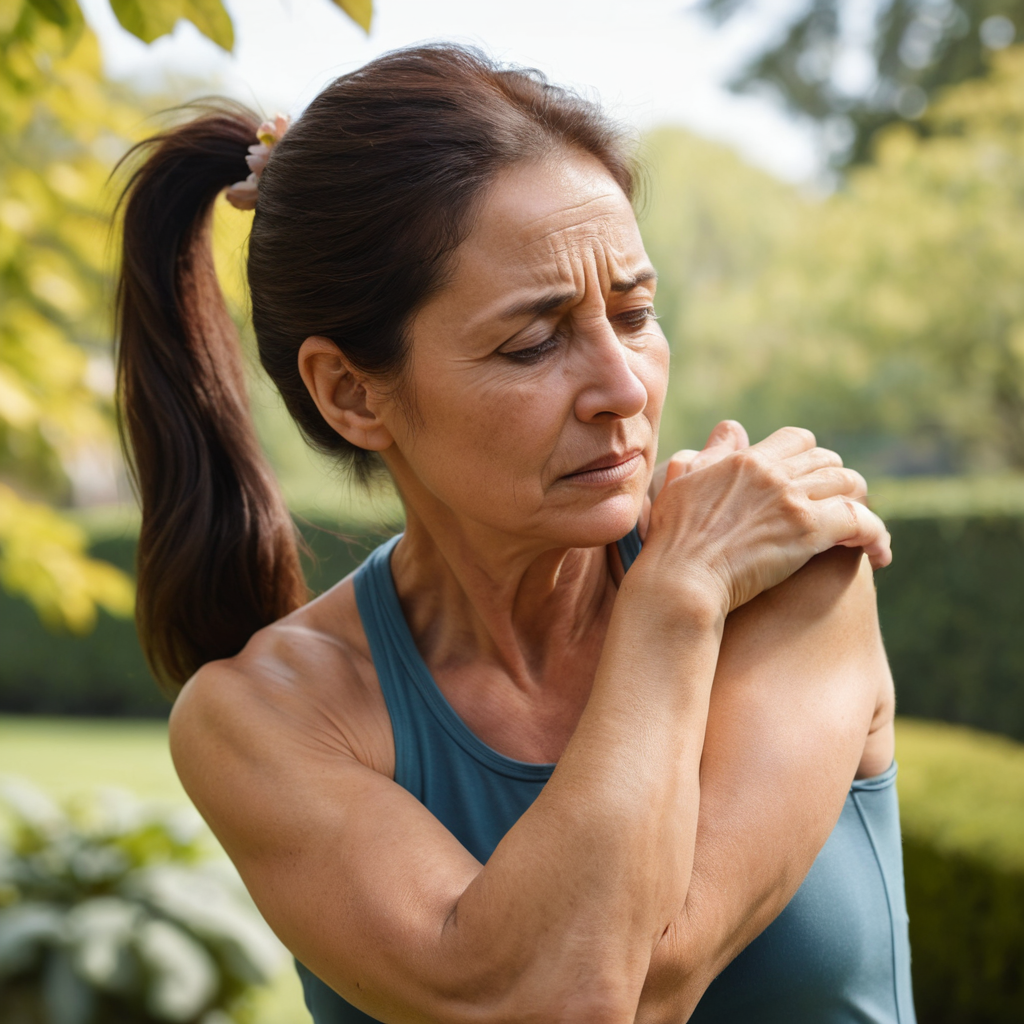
[297,336,394,452]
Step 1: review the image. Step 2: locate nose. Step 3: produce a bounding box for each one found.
[572,317,648,424]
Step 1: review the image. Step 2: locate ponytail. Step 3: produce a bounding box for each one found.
[115,104,307,693]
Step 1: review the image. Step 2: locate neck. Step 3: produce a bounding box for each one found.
[389,502,617,695]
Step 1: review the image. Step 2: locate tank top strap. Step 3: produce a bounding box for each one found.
[352,533,424,791]
[616,524,643,572]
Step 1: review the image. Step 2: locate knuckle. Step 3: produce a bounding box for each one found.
[787,498,815,532]
[763,463,790,491]
[785,425,817,447]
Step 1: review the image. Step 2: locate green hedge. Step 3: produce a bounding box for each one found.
[896,719,1024,1023]
[876,515,1024,741]
[0,519,393,718]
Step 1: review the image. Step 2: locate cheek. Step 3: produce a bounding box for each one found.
[397,364,573,495]
[634,334,671,426]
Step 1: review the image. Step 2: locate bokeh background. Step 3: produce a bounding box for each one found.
[2,1,1023,1022]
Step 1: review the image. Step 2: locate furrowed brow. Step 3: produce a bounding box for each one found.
[498,270,657,321]
[610,269,658,293]
[499,290,577,321]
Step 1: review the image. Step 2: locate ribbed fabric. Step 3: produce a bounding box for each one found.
[298,530,916,1023]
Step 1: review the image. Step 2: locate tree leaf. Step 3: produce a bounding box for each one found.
[25,0,81,31]
[331,0,373,33]
[107,0,176,45]
[108,0,234,52]
[179,0,233,52]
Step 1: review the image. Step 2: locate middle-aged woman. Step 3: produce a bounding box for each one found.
[115,45,914,1023]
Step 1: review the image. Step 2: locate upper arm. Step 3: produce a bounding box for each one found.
[168,645,484,1023]
[640,547,892,1018]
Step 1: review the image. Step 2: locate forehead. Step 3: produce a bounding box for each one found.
[445,151,647,308]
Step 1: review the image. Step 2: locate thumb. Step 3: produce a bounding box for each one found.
[664,449,701,486]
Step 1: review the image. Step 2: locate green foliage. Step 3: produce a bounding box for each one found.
[699,0,1024,167]
[0,516,396,717]
[645,48,1024,475]
[3,491,1023,757]
[108,0,234,51]
[896,719,1024,1022]
[875,511,1024,742]
[0,0,374,633]
[0,778,284,1023]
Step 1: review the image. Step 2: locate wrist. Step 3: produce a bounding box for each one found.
[617,557,728,639]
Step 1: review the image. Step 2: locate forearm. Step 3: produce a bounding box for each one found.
[432,579,724,1021]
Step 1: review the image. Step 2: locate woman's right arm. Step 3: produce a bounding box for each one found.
[170,427,889,1024]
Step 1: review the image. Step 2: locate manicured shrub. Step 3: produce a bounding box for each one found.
[896,719,1024,1023]
[877,516,1024,741]
[0,519,393,718]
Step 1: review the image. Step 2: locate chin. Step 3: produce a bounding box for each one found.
[553,491,644,550]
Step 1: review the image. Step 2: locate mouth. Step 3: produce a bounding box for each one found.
[562,448,644,485]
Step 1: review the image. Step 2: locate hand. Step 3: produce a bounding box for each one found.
[640,421,750,539]
[638,425,892,617]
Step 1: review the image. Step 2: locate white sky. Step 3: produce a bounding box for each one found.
[79,0,820,183]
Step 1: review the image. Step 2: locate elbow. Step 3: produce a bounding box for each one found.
[428,968,643,1024]
[639,918,721,1024]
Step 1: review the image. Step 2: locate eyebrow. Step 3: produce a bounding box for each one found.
[498,269,658,321]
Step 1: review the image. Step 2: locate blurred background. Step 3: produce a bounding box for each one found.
[2,1,1023,1021]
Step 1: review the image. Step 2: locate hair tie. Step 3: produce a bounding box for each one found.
[225,114,291,211]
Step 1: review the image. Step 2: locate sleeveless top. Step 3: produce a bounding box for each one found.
[297,532,917,1023]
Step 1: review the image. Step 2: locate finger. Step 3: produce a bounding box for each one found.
[692,423,748,472]
[749,425,817,462]
[664,450,700,486]
[813,496,892,568]
[800,467,867,502]
[701,419,749,454]
[782,446,843,477]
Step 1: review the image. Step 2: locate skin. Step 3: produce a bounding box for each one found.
[170,150,895,1023]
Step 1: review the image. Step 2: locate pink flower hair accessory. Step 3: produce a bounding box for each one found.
[225,114,291,211]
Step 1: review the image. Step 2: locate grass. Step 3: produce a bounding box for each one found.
[4,714,1024,1023]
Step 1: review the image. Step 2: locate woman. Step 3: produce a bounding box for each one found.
[116,46,913,1023]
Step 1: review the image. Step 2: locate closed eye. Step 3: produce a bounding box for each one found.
[502,332,563,364]
[501,307,659,364]
[615,306,659,331]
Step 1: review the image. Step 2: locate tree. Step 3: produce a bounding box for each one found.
[645,46,1024,475]
[0,0,371,632]
[698,0,1024,167]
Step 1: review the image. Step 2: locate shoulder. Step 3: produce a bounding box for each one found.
[725,546,883,659]
[716,547,892,732]
[169,575,395,830]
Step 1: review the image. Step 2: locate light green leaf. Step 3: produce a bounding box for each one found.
[331,0,373,33]
[109,0,233,52]
[179,0,233,52]
[136,918,218,1022]
[108,0,173,44]
[66,897,142,993]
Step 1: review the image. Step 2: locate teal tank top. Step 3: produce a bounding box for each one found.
[297,532,917,1023]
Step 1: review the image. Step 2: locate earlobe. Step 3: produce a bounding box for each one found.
[297,336,394,452]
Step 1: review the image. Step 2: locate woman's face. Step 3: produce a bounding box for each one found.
[381,149,670,550]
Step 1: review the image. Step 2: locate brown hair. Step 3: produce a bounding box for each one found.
[116,44,636,692]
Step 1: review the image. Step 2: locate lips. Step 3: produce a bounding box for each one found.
[564,448,644,477]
